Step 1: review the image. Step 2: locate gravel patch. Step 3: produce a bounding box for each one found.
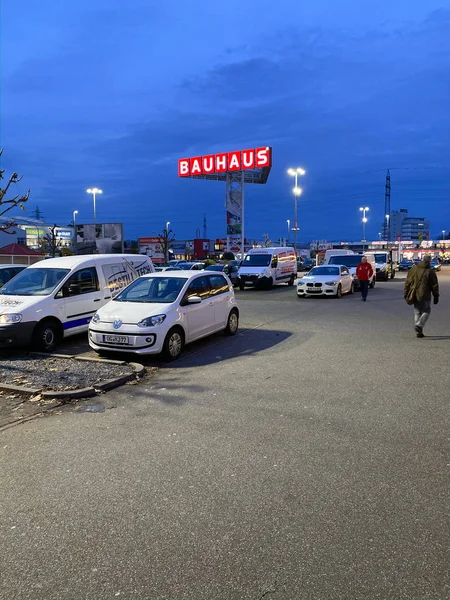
[0,356,134,391]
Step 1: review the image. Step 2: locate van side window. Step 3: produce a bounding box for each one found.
[60,267,99,297]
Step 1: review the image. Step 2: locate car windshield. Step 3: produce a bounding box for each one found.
[0,268,70,296]
[205,265,224,272]
[243,254,271,267]
[329,255,361,267]
[373,254,388,262]
[114,276,188,303]
[309,266,340,276]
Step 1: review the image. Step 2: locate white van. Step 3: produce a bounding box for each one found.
[326,253,376,289]
[323,249,355,263]
[0,254,154,351]
[238,247,297,289]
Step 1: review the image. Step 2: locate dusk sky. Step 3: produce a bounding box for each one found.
[1,0,450,242]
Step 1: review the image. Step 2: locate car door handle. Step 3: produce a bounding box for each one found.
[94,299,101,302]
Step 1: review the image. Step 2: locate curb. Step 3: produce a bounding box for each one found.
[0,361,145,401]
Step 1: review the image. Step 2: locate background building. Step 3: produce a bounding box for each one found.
[386,209,430,241]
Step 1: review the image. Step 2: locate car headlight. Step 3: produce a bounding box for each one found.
[91,313,101,324]
[0,313,23,324]
[137,314,166,327]
[297,281,305,286]
[324,281,339,286]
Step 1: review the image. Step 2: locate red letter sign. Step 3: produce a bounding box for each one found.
[178,158,190,177]
[202,155,215,174]
[241,149,255,169]
[227,151,241,171]
[215,153,228,173]
[255,146,272,168]
[190,157,203,175]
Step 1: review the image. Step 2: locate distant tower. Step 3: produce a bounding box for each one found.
[384,169,391,241]
[32,206,44,221]
[195,228,201,238]
[203,214,207,239]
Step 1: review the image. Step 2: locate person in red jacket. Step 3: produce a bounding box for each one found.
[356,256,374,302]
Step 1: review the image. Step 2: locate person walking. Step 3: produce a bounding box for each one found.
[356,256,374,302]
[404,254,439,338]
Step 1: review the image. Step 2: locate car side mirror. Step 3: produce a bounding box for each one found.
[187,295,202,304]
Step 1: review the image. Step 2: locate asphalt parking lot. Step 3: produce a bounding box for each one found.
[1,270,449,599]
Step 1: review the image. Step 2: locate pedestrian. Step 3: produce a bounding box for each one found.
[404,254,439,338]
[356,256,374,302]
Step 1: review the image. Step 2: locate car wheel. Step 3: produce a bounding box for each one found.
[162,327,184,361]
[349,283,354,295]
[224,309,239,336]
[32,320,61,352]
[390,271,395,279]
[297,294,305,299]
[287,275,295,286]
[267,277,274,290]
[335,284,342,298]
[239,282,245,291]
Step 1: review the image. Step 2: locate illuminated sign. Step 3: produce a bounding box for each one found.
[178,147,272,181]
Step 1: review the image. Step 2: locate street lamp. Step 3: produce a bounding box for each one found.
[166,221,170,232]
[286,219,290,245]
[360,206,369,251]
[385,213,390,242]
[287,167,306,255]
[378,232,382,241]
[442,229,446,240]
[86,188,103,229]
[73,210,78,254]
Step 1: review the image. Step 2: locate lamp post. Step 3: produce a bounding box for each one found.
[286,219,290,245]
[385,213,390,242]
[86,188,103,230]
[73,210,78,254]
[442,229,446,240]
[360,206,369,251]
[166,221,170,232]
[287,168,306,256]
[378,232,382,241]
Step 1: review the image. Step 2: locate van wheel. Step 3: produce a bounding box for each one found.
[349,283,354,295]
[32,320,61,352]
[390,271,395,279]
[239,282,245,291]
[224,309,239,336]
[267,277,274,290]
[370,278,376,289]
[335,284,342,298]
[287,275,295,286]
[162,327,184,361]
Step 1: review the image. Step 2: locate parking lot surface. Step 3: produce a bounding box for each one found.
[1,271,449,599]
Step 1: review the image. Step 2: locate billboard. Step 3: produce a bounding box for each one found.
[138,237,164,262]
[76,223,124,254]
[178,147,272,183]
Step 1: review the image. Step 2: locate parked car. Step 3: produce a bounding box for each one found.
[0,265,26,286]
[398,259,413,271]
[431,258,441,271]
[0,255,155,352]
[298,258,315,272]
[155,266,183,272]
[327,253,376,289]
[205,264,240,286]
[297,265,354,298]
[89,271,239,360]
[178,262,206,271]
[238,247,297,289]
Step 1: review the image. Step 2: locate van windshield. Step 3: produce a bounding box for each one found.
[0,268,70,296]
[243,254,271,267]
[328,255,361,267]
[373,254,388,263]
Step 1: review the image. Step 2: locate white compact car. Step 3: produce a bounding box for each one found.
[297,265,354,298]
[89,271,239,360]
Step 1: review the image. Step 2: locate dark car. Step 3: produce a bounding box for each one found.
[299,259,315,272]
[0,265,26,287]
[431,259,441,271]
[205,264,240,286]
[398,259,413,271]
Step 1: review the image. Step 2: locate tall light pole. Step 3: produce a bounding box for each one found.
[378,232,382,241]
[442,229,446,240]
[385,213,390,242]
[86,188,103,230]
[286,219,290,245]
[73,210,78,254]
[287,168,306,256]
[360,206,369,251]
[166,221,170,232]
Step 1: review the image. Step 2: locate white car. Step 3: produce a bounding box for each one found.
[88,271,239,360]
[297,265,354,298]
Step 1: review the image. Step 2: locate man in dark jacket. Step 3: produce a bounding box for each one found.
[404,255,439,337]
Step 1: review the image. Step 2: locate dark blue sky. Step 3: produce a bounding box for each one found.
[1,0,449,242]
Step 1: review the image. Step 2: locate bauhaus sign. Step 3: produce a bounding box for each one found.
[178,147,272,178]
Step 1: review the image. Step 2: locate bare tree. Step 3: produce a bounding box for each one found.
[0,149,30,233]
[39,224,61,257]
[158,226,176,263]
[263,233,272,248]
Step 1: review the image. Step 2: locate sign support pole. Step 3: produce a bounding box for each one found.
[241,170,245,261]
[225,174,230,253]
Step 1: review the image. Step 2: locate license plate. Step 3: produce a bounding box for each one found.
[245,280,253,285]
[103,334,129,345]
